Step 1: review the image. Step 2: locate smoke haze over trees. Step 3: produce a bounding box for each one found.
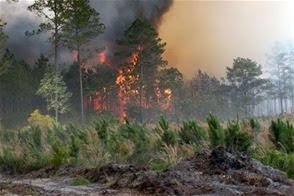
[1,0,294,128]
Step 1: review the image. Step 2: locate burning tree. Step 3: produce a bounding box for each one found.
[115,19,167,122]
[83,64,117,113]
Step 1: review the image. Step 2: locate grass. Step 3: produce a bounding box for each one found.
[255,149,294,178]
[0,114,292,178]
[71,176,91,186]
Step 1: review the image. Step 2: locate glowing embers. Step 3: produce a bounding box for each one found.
[163,88,173,111]
[115,52,140,119]
[98,51,107,64]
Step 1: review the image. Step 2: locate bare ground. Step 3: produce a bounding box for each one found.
[0,147,293,195]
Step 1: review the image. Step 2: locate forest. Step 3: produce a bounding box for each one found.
[0,0,293,195]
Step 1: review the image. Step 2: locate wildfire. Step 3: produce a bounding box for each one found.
[130,52,139,66]
[163,88,173,111]
[115,51,140,120]
[85,46,174,120]
[98,51,107,64]
[93,91,104,110]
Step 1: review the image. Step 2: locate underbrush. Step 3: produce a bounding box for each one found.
[0,114,292,179]
[255,149,294,178]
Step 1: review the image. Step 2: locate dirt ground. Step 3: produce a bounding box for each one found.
[0,147,293,196]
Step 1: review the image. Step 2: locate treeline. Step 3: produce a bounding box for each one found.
[0,0,293,128]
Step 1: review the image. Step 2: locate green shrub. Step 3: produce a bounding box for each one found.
[0,149,25,173]
[0,129,15,144]
[23,151,52,172]
[18,126,43,152]
[69,135,80,160]
[107,133,134,161]
[225,121,253,154]
[179,120,207,145]
[256,149,294,178]
[207,114,225,147]
[50,139,70,167]
[249,118,261,133]
[27,109,55,130]
[150,144,181,171]
[119,122,150,163]
[149,158,173,171]
[156,117,177,146]
[270,119,294,153]
[94,119,109,145]
[71,176,91,186]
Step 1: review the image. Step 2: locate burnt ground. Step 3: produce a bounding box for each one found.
[0,147,293,195]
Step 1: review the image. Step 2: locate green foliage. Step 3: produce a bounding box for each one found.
[94,119,109,145]
[0,19,7,60]
[150,144,181,171]
[27,109,55,130]
[149,158,173,171]
[27,0,67,48]
[50,139,70,167]
[257,149,294,178]
[162,130,177,146]
[37,71,72,121]
[158,68,183,90]
[18,126,43,152]
[62,0,105,50]
[119,122,149,163]
[0,114,292,179]
[0,51,41,128]
[71,176,91,186]
[207,114,225,147]
[69,135,80,159]
[0,149,25,173]
[179,120,207,145]
[249,118,261,133]
[156,117,177,146]
[270,119,294,153]
[226,57,268,116]
[225,121,253,153]
[107,132,134,161]
[190,70,224,118]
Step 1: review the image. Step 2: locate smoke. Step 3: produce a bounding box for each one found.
[0,0,173,65]
[159,1,294,79]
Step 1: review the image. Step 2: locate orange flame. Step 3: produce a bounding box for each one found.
[163,88,173,111]
[98,51,107,64]
[115,51,141,120]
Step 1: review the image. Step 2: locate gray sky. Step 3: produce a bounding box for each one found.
[1,0,294,79]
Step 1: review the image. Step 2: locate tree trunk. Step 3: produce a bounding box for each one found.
[139,62,143,124]
[55,108,58,123]
[279,96,284,114]
[77,46,85,123]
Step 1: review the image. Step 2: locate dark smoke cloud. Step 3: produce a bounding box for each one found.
[0,0,173,65]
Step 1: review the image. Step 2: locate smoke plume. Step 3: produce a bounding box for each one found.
[0,0,173,65]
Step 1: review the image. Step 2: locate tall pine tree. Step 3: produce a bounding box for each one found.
[62,0,105,122]
[116,19,167,122]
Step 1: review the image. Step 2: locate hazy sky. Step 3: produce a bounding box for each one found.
[159,1,294,79]
[1,0,294,80]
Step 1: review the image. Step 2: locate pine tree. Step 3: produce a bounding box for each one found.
[226,57,268,117]
[116,19,167,122]
[27,0,68,69]
[0,20,8,75]
[62,0,105,122]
